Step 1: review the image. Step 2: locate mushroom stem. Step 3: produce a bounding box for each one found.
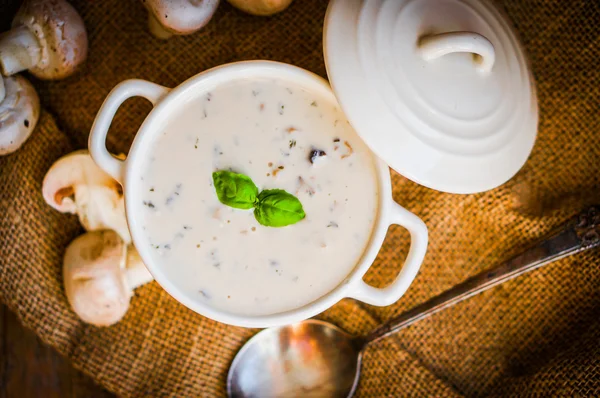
[147,13,173,40]
[0,76,5,103]
[42,150,132,242]
[0,25,42,76]
[125,246,154,290]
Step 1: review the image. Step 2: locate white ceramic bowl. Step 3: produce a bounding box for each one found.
[89,61,428,328]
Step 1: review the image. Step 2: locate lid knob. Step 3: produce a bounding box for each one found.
[419,31,496,75]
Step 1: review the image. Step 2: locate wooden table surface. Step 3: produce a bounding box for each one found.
[0,304,115,398]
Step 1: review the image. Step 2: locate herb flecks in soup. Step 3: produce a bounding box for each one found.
[137,78,379,316]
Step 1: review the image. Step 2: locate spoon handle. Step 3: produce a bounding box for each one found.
[364,206,600,345]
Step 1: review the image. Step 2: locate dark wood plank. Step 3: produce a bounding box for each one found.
[68,363,115,398]
[0,304,114,398]
[0,0,22,29]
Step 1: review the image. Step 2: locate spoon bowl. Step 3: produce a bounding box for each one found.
[227,320,362,398]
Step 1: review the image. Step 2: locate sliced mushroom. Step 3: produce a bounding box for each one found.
[141,0,220,39]
[42,150,131,243]
[226,0,293,16]
[63,230,153,326]
[0,0,88,79]
[0,74,40,156]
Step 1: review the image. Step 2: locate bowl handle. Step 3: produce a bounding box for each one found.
[348,203,428,306]
[89,79,170,183]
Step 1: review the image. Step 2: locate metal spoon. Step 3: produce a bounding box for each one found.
[227,206,600,398]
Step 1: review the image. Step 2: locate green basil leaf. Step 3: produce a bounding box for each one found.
[254,189,306,227]
[212,170,258,210]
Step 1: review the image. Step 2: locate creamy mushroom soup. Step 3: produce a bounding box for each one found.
[137,78,379,316]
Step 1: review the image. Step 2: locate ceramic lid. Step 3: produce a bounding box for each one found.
[324,0,538,194]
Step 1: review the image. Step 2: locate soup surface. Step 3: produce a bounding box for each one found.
[137,77,379,316]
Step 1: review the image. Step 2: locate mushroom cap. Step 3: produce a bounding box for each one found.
[142,0,220,35]
[14,0,88,79]
[63,230,131,326]
[0,75,40,155]
[42,150,131,242]
[226,0,293,16]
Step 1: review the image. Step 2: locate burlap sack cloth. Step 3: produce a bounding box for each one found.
[1,0,599,396]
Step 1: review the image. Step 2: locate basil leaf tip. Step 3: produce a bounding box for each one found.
[212,170,305,227]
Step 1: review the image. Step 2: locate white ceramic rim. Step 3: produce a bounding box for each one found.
[89,61,428,328]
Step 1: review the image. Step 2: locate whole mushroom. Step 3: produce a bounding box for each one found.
[141,0,220,40]
[226,0,293,16]
[0,74,40,155]
[0,0,88,79]
[42,150,131,243]
[63,230,153,326]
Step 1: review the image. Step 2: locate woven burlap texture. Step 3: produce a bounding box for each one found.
[1,0,599,396]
